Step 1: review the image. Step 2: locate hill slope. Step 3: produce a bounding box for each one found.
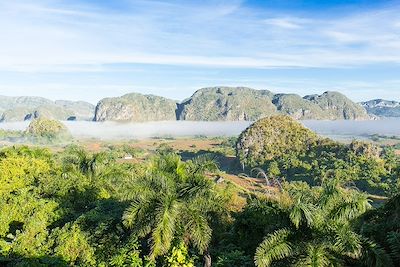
[94,93,177,122]
[0,88,370,122]
[177,87,277,121]
[177,87,369,121]
[303,91,369,120]
[0,96,95,122]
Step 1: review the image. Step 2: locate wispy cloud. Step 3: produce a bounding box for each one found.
[1,0,400,72]
[263,18,304,29]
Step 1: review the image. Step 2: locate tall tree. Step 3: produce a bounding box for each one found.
[254,179,375,267]
[123,153,222,266]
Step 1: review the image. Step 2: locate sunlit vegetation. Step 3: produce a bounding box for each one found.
[0,116,400,266]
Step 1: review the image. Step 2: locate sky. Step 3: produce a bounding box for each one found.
[0,0,400,103]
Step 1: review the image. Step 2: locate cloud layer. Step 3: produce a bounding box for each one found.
[1,0,400,71]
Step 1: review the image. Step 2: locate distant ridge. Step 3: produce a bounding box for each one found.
[1,87,384,123]
[360,99,400,117]
[94,87,370,122]
[0,96,95,122]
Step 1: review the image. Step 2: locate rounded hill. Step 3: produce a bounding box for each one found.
[236,115,319,168]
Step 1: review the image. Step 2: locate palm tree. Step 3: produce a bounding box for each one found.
[254,179,373,267]
[122,153,222,266]
[61,145,114,178]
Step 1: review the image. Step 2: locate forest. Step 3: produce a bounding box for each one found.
[0,116,400,267]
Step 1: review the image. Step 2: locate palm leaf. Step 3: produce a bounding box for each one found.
[333,226,362,259]
[255,229,294,267]
[297,244,334,267]
[360,239,393,267]
[183,207,212,253]
[150,196,182,258]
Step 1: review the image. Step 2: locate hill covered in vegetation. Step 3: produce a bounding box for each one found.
[0,88,374,123]
[177,87,278,121]
[94,87,370,122]
[27,118,71,141]
[236,115,396,195]
[0,96,94,122]
[94,93,178,122]
[0,118,71,144]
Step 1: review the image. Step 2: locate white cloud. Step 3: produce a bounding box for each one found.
[0,0,400,72]
[263,18,303,29]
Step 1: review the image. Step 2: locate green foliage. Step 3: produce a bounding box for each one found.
[253,180,373,266]
[356,194,400,266]
[122,152,226,261]
[215,250,253,267]
[109,240,144,267]
[27,118,71,143]
[0,145,147,266]
[236,115,319,168]
[51,223,96,265]
[237,116,398,196]
[0,134,399,267]
[165,243,195,267]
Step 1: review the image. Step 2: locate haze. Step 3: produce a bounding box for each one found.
[1,120,400,140]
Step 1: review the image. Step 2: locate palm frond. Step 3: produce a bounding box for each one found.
[184,208,212,253]
[333,226,362,259]
[297,244,334,267]
[289,198,315,229]
[255,229,294,267]
[360,239,394,267]
[387,231,400,262]
[187,153,219,176]
[150,196,182,258]
[122,196,157,237]
[328,192,371,223]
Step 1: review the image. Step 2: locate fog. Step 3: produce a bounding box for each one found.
[0,121,253,140]
[1,119,400,140]
[302,118,400,138]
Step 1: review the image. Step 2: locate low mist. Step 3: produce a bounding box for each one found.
[302,118,400,138]
[0,121,253,140]
[1,119,400,141]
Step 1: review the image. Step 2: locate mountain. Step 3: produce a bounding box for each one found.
[0,96,95,122]
[0,88,371,123]
[94,93,177,122]
[302,91,369,120]
[361,99,400,117]
[177,87,277,121]
[94,87,369,122]
[272,93,325,119]
[177,87,369,121]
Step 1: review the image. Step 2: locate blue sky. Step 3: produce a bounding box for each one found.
[0,0,400,103]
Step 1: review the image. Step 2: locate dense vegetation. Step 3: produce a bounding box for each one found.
[237,116,400,196]
[0,116,399,266]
